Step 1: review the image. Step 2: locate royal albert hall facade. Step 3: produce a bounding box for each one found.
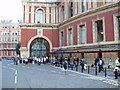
[20,0,120,63]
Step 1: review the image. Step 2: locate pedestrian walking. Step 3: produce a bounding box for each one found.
[98,58,105,73]
[76,57,79,66]
[83,58,87,70]
[38,57,41,65]
[115,57,120,66]
[13,57,16,65]
[94,58,99,67]
[80,58,87,71]
[108,58,113,68]
[25,57,28,64]
[63,60,68,75]
[14,55,18,65]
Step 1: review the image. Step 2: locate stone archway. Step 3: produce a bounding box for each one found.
[27,36,52,57]
[30,38,50,57]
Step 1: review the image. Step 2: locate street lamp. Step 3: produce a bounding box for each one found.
[98,49,102,58]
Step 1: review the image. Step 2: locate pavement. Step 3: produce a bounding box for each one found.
[2,60,120,89]
[63,64,117,80]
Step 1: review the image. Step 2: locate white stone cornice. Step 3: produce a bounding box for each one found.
[53,41,120,50]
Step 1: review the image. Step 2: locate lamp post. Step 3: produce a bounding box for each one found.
[98,49,102,58]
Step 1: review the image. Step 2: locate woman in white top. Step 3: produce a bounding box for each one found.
[115,57,120,66]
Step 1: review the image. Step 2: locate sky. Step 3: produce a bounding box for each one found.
[0,0,23,22]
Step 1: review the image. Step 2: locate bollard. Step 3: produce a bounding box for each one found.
[115,69,118,79]
[61,63,62,68]
[105,67,107,77]
[81,66,83,73]
[88,66,90,74]
[71,65,73,70]
[76,65,78,71]
[68,64,70,69]
[95,66,97,75]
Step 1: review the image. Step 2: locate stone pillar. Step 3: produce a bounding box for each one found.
[65,2,69,20]
[31,6,34,24]
[74,2,78,15]
[113,14,119,41]
[51,6,55,24]
[58,6,61,23]
[46,5,49,24]
[93,0,97,8]
[92,20,97,43]
[77,0,81,14]
[79,0,82,14]
[25,5,29,23]
[56,7,59,24]
[20,47,29,58]
[87,0,92,9]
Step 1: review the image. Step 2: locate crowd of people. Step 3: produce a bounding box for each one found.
[13,55,120,73]
[13,56,50,65]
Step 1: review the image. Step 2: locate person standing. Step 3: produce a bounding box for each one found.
[14,55,18,65]
[83,58,87,70]
[38,57,41,65]
[108,58,113,68]
[76,57,79,66]
[115,57,120,66]
[80,58,86,71]
[63,60,68,75]
[13,57,16,65]
[25,57,28,64]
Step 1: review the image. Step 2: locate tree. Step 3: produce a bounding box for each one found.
[15,42,21,55]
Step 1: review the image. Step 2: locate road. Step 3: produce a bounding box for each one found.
[2,60,119,88]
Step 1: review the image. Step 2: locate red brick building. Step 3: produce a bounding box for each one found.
[20,0,120,64]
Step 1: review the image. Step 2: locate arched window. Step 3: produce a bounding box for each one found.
[37,9,43,24]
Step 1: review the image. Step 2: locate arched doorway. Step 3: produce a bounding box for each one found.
[30,38,50,57]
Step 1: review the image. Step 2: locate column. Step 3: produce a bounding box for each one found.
[65,1,69,20]
[74,2,78,15]
[46,5,49,24]
[31,6,34,24]
[51,6,55,24]
[56,6,59,24]
[25,5,29,23]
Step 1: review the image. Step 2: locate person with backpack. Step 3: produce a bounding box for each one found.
[83,58,87,70]
[80,58,87,71]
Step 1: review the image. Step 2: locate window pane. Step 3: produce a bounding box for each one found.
[68,29,72,45]
[95,20,104,42]
[79,25,86,44]
[37,10,43,24]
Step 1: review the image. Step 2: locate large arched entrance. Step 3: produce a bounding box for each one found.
[30,38,50,57]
